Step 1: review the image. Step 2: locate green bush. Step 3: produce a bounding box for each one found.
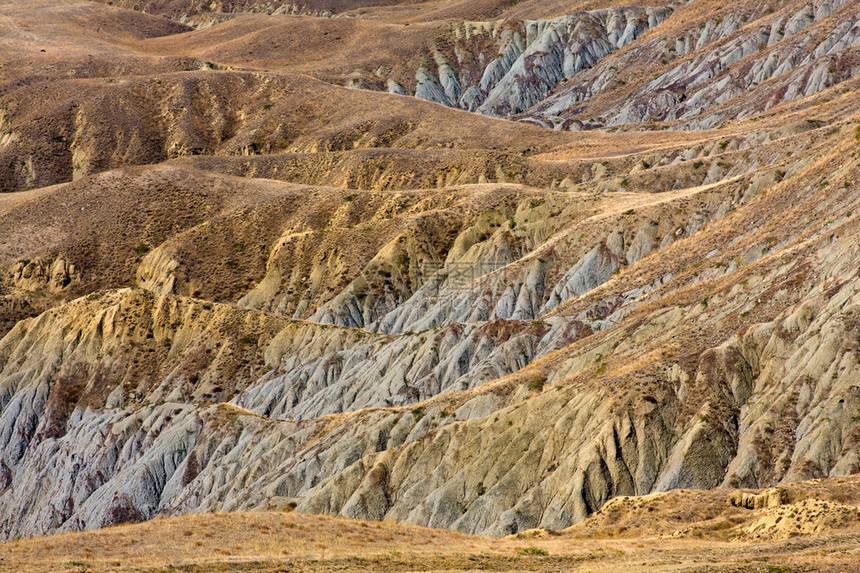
[519,547,549,556]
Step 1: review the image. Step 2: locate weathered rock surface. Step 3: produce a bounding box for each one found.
[524,0,860,128]
[407,8,669,117]
[2,132,860,538]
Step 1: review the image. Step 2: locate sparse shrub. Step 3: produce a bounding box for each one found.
[519,547,549,556]
[526,375,546,393]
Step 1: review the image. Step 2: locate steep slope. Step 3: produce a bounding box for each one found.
[1,119,859,537]
[400,6,670,116]
[525,0,860,128]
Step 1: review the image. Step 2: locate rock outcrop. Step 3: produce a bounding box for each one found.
[406,8,669,117]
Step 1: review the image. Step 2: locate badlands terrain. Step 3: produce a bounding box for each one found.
[1,0,860,569]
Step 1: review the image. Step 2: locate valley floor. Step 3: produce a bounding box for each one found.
[1,514,857,572]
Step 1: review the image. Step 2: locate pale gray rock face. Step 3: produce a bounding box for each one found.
[406,7,667,118]
[602,0,860,126]
[396,0,859,128]
[386,79,408,95]
[542,244,621,313]
[415,66,453,106]
[296,270,860,534]
[458,85,484,112]
[493,260,548,320]
[509,0,860,130]
[434,52,462,104]
[626,223,658,265]
[476,8,668,117]
[233,317,575,421]
[472,30,524,109]
[605,230,625,259]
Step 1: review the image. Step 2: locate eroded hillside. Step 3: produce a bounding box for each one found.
[0,0,859,553]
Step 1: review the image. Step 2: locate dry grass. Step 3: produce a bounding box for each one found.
[3,478,860,573]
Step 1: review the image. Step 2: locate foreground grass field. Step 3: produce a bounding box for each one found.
[4,477,860,572]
